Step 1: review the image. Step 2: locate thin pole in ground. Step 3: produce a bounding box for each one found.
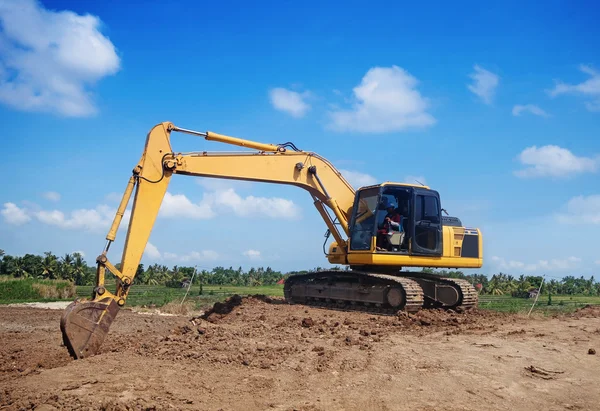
[181,265,197,306]
[528,276,545,317]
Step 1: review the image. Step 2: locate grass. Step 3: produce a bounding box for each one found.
[2,278,599,315]
[478,294,600,314]
[74,284,284,309]
[0,277,76,303]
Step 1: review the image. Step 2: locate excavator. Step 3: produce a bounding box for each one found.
[60,122,483,359]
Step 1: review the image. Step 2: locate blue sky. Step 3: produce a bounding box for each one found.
[1,0,599,279]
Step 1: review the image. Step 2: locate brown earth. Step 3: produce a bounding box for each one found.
[1,297,599,411]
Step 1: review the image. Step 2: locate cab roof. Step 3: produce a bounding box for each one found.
[359,182,431,190]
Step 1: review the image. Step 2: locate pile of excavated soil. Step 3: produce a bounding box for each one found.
[1,297,599,410]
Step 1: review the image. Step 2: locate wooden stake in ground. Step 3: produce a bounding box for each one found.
[181,266,197,305]
[528,276,545,317]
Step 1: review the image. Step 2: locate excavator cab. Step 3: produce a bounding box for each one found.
[348,183,443,256]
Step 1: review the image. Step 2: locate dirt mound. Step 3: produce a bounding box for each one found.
[570,304,600,318]
[200,293,244,321]
[199,294,283,323]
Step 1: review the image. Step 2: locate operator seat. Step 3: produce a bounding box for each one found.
[387,212,405,251]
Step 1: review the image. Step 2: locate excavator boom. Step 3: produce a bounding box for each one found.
[61,122,357,358]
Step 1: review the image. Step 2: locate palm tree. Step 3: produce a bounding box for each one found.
[72,253,87,285]
[41,252,58,279]
[13,257,30,278]
[488,275,504,295]
[60,253,75,281]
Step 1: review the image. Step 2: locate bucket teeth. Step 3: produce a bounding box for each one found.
[60,297,120,359]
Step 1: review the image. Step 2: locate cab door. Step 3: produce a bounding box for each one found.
[410,189,443,256]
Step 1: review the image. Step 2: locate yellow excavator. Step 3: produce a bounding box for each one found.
[60,122,483,359]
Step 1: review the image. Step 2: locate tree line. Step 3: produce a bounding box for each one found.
[1,250,598,295]
[0,249,291,286]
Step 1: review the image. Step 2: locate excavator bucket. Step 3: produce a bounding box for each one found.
[60,297,120,359]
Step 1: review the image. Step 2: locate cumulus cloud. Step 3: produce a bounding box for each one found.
[548,65,600,112]
[163,250,219,263]
[514,145,599,178]
[1,202,31,225]
[492,255,581,272]
[556,195,600,224]
[42,191,61,202]
[512,104,549,117]
[4,186,299,235]
[159,192,216,220]
[0,0,120,116]
[339,169,377,188]
[144,242,218,262]
[269,87,311,118]
[467,65,499,104]
[243,249,261,260]
[1,200,129,232]
[34,204,129,232]
[206,188,301,219]
[328,65,435,133]
[160,189,300,220]
[145,242,162,260]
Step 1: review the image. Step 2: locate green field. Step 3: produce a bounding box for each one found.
[0,277,76,304]
[2,280,600,314]
[478,294,600,314]
[74,284,285,310]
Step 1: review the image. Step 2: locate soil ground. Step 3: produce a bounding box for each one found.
[1,296,599,411]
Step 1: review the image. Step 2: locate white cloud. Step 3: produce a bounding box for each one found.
[243,249,261,260]
[161,190,300,220]
[34,204,128,232]
[328,65,435,133]
[3,187,299,233]
[144,242,218,263]
[163,250,219,263]
[514,145,599,178]
[467,65,499,105]
[0,0,120,116]
[269,87,311,118]
[145,242,162,260]
[206,188,301,219]
[42,191,61,202]
[492,255,581,272]
[159,192,216,220]
[1,202,31,225]
[548,65,600,112]
[556,195,600,224]
[403,175,427,185]
[512,104,549,117]
[339,169,377,188]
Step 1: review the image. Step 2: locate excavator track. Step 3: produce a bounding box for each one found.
[408,273,479,310]
[443,278,478,309]
[284,271,479,315]
[284,270,424,314]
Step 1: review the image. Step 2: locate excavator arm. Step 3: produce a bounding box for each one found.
[60,122,357,359]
